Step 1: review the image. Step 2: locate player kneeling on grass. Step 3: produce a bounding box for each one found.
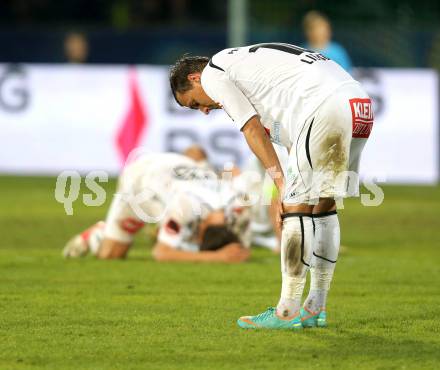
[170,43,373,329]
[63,152,250,263]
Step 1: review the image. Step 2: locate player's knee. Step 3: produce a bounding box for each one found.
[96,240,130,259]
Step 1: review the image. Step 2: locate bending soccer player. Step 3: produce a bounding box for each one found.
[63,152,250,263]
[170,43,373,328]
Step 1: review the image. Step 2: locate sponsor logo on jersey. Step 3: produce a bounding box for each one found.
[349,98,374,138]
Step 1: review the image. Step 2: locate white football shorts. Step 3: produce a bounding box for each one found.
[104,159,165,243]
[283,83,373,204]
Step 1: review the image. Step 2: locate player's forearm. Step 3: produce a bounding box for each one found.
[153,243,223,263]
[242,116,285,191]
[175,250,221,262]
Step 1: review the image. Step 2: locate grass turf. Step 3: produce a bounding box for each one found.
[0,176,439,370]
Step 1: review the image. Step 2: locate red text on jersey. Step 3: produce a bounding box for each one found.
[349,98,374,138]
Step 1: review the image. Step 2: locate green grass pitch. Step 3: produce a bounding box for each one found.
[1,176,439,370]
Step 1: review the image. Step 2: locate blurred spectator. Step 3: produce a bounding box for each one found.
[302,11,352,72]
[64,32,89,63]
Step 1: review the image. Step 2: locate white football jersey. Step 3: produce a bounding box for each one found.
[157,181,251,251]
[158,177,251,252]
[201,43,359,148]
[157,182,220,252]
[121,152,218,207]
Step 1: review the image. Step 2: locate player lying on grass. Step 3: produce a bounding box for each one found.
[63,152,250,263]
[170,43,373,328]
[185,143,283,252]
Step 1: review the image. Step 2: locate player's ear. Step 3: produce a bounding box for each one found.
[187,73,201,83]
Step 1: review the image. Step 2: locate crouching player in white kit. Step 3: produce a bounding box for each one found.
[170,43,373,328]
[63,152,250,263]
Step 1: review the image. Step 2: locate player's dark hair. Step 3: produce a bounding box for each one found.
[169,54,209,105]
[200,225,240,251]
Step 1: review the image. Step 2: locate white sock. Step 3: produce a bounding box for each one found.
[276,214,313,317]
[277,275,305,317]
[304,212,340,312]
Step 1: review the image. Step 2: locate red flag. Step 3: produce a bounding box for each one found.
[116,68,148,163]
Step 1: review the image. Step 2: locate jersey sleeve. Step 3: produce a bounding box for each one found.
[201,66,257,130]
[156,191,197,250]
[157,217,185,248]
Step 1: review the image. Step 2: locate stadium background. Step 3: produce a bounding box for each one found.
[2,0,440,67]
[1,1,439,369]
[0,0,438,182]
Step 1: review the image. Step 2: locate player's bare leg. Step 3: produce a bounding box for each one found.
[302,197,339,327]
[96,239,131,259]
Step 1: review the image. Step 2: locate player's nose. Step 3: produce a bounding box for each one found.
[200,107,210,115]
